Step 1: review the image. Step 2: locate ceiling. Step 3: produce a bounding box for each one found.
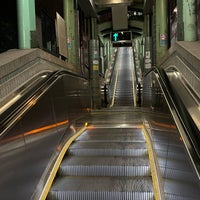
[78,0,152,39]
[95,0,146,38]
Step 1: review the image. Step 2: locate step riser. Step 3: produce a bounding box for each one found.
[59,166,151,176]
[48,191,154,200]
[68,149,148,157]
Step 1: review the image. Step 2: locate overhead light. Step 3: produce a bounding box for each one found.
[173,7,177,13]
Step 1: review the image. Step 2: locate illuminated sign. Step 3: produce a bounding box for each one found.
[111,31,132,42]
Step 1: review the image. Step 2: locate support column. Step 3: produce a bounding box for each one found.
[17,0,36,49]
[140,38,145,72]
[144,14,152,71]
[183,0,197,41]
[107,40,112,65]
[89,40,101,109]
[156,0,168,63]
[144,14,150,37]
[89,17,101,108]
[177,0,184,40]
[63,0,77,65]
[91,18,98,39]
[104,40,110,73]
[134,39,142,78]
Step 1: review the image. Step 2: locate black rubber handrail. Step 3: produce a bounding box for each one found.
[158,68,200,156]
[144,67,200,170]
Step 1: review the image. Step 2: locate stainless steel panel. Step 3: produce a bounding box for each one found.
[0,73,91,200]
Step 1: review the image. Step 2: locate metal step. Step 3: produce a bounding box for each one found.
[48,176,154,200]
[47,127,154,200]
[77,129,145,142]
[59,155,151,176]
[68,141,148,157]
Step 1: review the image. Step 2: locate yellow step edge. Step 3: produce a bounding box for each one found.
[142,121,165,200]
[39,125,87,200]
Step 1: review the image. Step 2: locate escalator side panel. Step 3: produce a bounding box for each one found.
[0,73,91,200]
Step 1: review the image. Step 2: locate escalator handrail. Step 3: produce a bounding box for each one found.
[156,67,199,137]
[158,67,200,152]
[0,70,90,138]
[142,66,158,78]
[144,67,200,174]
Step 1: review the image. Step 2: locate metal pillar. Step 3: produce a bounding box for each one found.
[17,0,36,49]
[108,40,112,66]
[89,40,101,109]
[156,0,168,63]
[183,0,197,41]
[144,14,150,37]
[177,0,184,40]
[63,0,77,65]
[89,18,101,108]
[140,37,145,72]
[91,18,98,39]
[144,14,152,71]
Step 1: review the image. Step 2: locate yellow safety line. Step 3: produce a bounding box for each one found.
[142,122,165,200]
[39,125,87,200]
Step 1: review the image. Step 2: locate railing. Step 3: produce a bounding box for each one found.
[0,70,91,139]
[143,67,200,178]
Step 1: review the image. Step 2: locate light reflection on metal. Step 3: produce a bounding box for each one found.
[41,74,48,78]
[151,119,176,129]
[69,124,76,133]
[174,71,180,78]
[0,94,21,114]
[0,120,69,144]
[28,98,37,106]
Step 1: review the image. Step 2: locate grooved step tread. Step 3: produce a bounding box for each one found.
[48,176,154,199]
[62,155,150,166]
[76,134,145,142]
[68,141,148,156]
[50,176,154,192]
[59,156,151,176]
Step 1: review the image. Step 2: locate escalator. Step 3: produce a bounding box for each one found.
[1,47,200,200]
[45,109,200,200]
[46,48,156,199]
[0,71,92,200]
[112,47,135,107]
[47,124,154,200]
[43,47,200,200]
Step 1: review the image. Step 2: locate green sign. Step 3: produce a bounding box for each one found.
[111,31,131,42]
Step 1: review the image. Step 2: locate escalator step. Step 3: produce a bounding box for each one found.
[59,156,150,176]
[68,141,147,157]
[81,128,142,135]
[47,176,154,200]
[76,134,145,142]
